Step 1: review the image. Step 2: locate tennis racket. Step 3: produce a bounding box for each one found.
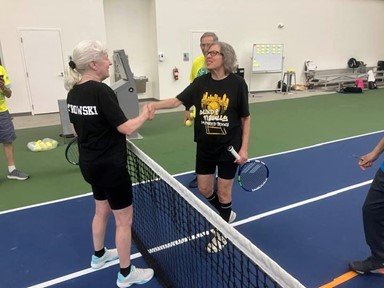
[228,146,269,192]
[65,137,79,165]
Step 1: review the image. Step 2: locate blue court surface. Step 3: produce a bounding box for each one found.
[2,131,384,287]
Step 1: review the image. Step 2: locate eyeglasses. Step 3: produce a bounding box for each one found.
[200,43,211,48]
[205,51,223,57]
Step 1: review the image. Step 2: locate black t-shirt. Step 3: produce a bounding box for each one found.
[177,73,250,161]
[67,81,128,168]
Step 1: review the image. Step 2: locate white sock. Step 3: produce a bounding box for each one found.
[8,166,16,173]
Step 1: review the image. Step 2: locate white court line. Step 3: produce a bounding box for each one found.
[257,130,384,160]
[4,130,382,287]
[27,180,373,287]
[232,179,373,227]
[0,192,92,215]
[28,252,142,288]
[1,129,382,215]
[174,129,384,177]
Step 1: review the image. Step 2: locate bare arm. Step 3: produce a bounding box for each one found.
[0,78,11,98]
[151,98,182,110]
[359,137,384,170]
[148,98,183,118]
[371,137,384,157]
[237,115,251,164]
[117,104,150,135]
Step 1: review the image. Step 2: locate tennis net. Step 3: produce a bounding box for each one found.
[127,140,305,288]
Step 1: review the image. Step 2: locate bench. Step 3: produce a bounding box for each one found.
[305,66,384,90]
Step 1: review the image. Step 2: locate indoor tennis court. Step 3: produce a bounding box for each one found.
[2,1,384,287]
[2,89,384,287]
[2,130,384,287]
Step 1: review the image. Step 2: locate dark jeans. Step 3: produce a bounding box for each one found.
[363,168,384,260]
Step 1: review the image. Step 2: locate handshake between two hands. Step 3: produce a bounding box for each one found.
[141,103,156,121]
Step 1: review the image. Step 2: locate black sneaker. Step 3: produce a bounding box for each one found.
[188,176,198,188]
[349,256,384,274]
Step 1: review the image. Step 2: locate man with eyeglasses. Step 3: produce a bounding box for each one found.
[186,32,218,189]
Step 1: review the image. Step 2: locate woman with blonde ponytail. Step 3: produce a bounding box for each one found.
[64,61,81,91]
[66,40,154,287]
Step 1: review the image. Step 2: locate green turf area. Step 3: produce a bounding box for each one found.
[1,89,383,211]
[135,90,384,173]
[0,125,88,211]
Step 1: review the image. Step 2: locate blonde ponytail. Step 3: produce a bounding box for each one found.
[64,65,82,91]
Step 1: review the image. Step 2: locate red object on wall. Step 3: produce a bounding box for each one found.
[173,67,179,80]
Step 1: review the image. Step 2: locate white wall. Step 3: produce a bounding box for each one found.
[2,0,384,112]
[153,0,384,95]
[103,0,158,100]
[0,0,107,114]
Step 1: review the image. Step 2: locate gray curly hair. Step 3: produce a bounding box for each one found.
[207,41,238,75]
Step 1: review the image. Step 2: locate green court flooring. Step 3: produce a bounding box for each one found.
[1,90,384,211]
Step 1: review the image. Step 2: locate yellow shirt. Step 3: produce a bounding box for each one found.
[190,54,208,82]
[0,65,11,112]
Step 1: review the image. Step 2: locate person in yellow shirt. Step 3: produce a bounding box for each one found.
[0,65,29,180]
[186,32,218,188]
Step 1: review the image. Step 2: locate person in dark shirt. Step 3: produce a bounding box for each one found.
[148,41,251,253]
[65,40,153,287]
[349,137,384,274]
[187,32,218,189]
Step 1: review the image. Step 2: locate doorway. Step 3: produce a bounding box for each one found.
[19,29,67,114]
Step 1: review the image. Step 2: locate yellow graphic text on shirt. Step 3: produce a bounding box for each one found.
[200,92,229,135]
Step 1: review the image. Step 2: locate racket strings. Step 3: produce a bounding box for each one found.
[239,161,269,191]
[65,138,79,165]
[68,146,79,164]
[242,163,263,174]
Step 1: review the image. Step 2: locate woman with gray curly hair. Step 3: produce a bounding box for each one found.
[148,41,251,253]
[208,41,238,75]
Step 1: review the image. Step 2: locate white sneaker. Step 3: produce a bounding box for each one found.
[228,211,237,223]
[117,265,154,287]
[90,248,118,269]
[206,230,227,253]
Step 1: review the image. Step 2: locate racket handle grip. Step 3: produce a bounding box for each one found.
[228,146,241,160]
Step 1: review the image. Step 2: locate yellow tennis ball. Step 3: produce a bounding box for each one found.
[40,143,47,150]
[185,119,192,127]
[190,107,196,119]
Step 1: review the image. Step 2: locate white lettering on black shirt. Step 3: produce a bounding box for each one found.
[67,104,98,116]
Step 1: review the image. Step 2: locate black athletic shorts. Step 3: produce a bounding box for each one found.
[195,158,238,180]
[92,179,133,210]
[80,162,133,210]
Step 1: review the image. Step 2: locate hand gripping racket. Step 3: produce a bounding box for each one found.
[65,137,79,165]
[228,146,269,192]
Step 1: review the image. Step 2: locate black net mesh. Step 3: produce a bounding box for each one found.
[127,141,303,288]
